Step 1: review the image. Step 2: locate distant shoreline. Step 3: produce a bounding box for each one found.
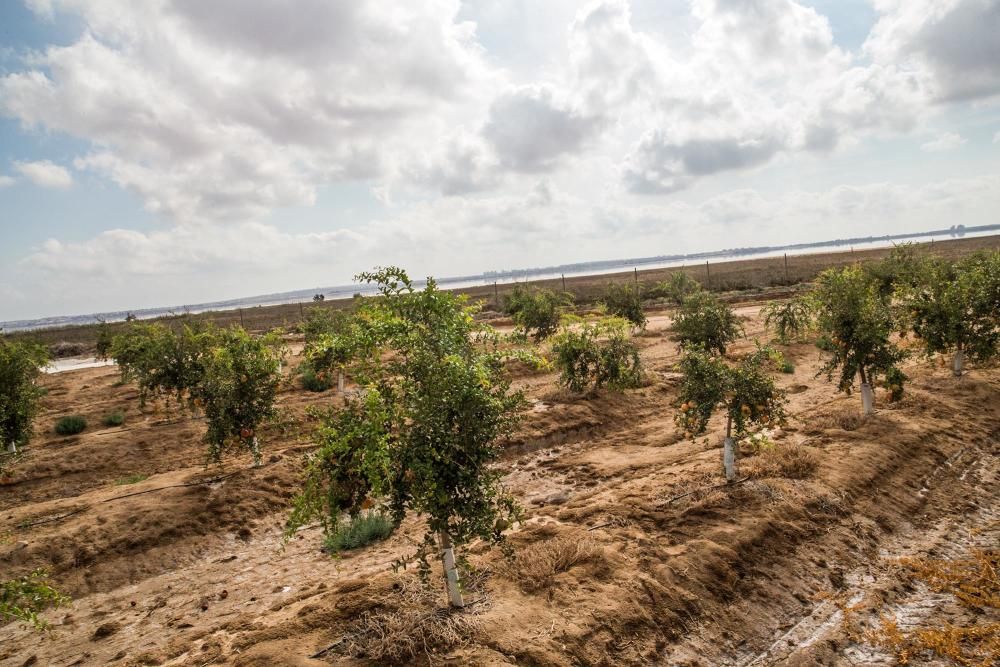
[3,226,998,335]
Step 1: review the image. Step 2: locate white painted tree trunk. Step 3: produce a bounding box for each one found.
[6,441,16,454]
[952,350,964,377]
[439,531,464,608]
[723,436,737,482]
[337,371,345,394]
[860,382,874,416]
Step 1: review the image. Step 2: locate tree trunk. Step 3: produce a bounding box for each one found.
[337,371,345,394]
[723,416,737,482]
[439,531,464,608]
[860,382,874,416]
[6,441,16,454]
[952,349,964,377]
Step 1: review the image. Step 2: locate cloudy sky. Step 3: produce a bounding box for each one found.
[1,0,999,320]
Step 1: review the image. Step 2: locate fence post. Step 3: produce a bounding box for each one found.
[784,253,789,283]
[561,274,566,291]
[239,308,245,328]
[634,267,638,284]
[494,281,499,304]
[706,260,711,288]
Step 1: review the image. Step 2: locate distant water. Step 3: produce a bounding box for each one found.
[3,229,994,334]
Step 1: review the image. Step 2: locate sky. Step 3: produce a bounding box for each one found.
[1,0,999,321]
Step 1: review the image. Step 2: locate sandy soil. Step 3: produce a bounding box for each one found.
[2,307,998,666]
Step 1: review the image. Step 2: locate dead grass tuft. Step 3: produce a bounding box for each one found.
[744,444,819,480]
[863,550,1000,666]
[814,409,864,431]
[336,578,486,663]
[500,534,604,592]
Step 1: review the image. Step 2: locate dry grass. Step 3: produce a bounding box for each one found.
[335,577,486,663]
[500,534,604,593]
[863,550,1000,666]
[744,444,819,480]
[814,409,864,432]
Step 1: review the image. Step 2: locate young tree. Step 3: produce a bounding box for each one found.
[195,328,287,465]
[503,286,571,341]
[812,265,907,415]
[1,570,68,630]
[761,296,814,344]
[672,291,743,355]
[675,345,787,481]
[0,340,49,469]
[901,253,1000,377]
[603,282,647,329]
[109,322,216,407]
[655,271,702,305]
[864,243,928,299]
[287,267,525,608]
[551,318,643,393]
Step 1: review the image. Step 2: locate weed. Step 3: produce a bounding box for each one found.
[744,444,818,479]
[780,361,795,374]
[114,473,148,486]
[102,410,125,427]
[499,535,603,592]
[54,415,87,436]
[323,510,395,554]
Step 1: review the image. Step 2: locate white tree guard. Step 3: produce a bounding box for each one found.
[860,382,874,416]
[723,436,737,482]
[439,531,464,608]
[953,350,964,377]
[338,371,345,394]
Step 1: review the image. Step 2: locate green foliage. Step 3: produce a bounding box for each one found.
[0,340,48,471]
[780,360,795,374]
[54,415,87,436]
[551,318,643,393]
[503,286,569,341]
[95,321,113,361]
[1,570,68,630]
[323,510,395,554]
[287,267,527,581]
[196,328,286,465]
[655,271,702,304]
[900,252,1000,366]
[301,306,350,345]
[109,322,216,407]
[812,265,907,394]
[114,473,148,485]
[864,243,929,298]
[672,291,743,355]
[884,366,907,402]
[102,410,125,427]
[815,334,836,352]
[761,296,814,344]
[602,282,647,329]
[675,344,787,438]
[298,359,333,392]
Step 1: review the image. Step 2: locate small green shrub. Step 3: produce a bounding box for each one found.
[602,283,647,329]
[761,297,814,344]
[503,286,569,341]
[299,359,333,392]
[54,415,87,436]
[323,510,395,554]
[672,291,743,356]
[114,473,148,485]
[552,318,642,393]
[815,334,836,352]
[102,410,125,427]
[780,361,795,374]
[655,271,702,304]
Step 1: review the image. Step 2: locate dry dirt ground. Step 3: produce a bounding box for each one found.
[2,307,998,666]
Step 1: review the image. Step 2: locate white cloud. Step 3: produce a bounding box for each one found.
[865,0,1000,102]
[13,160,73,188]
[994,130,1000,144]
[921,131,967,152]
[0,175,15,188]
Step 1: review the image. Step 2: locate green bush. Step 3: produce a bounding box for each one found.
[655,271,702,305]
[672,292,743,356]
[299,359,333,392]
[503,286,570,341]
[102,410,125,427]
[552,318,642,393]
[780,361,795,374]
[55,415,87,436]
[761,297,814,344]
[1,340,49,471]
[603,283,647,329]
[323,510,395,553]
